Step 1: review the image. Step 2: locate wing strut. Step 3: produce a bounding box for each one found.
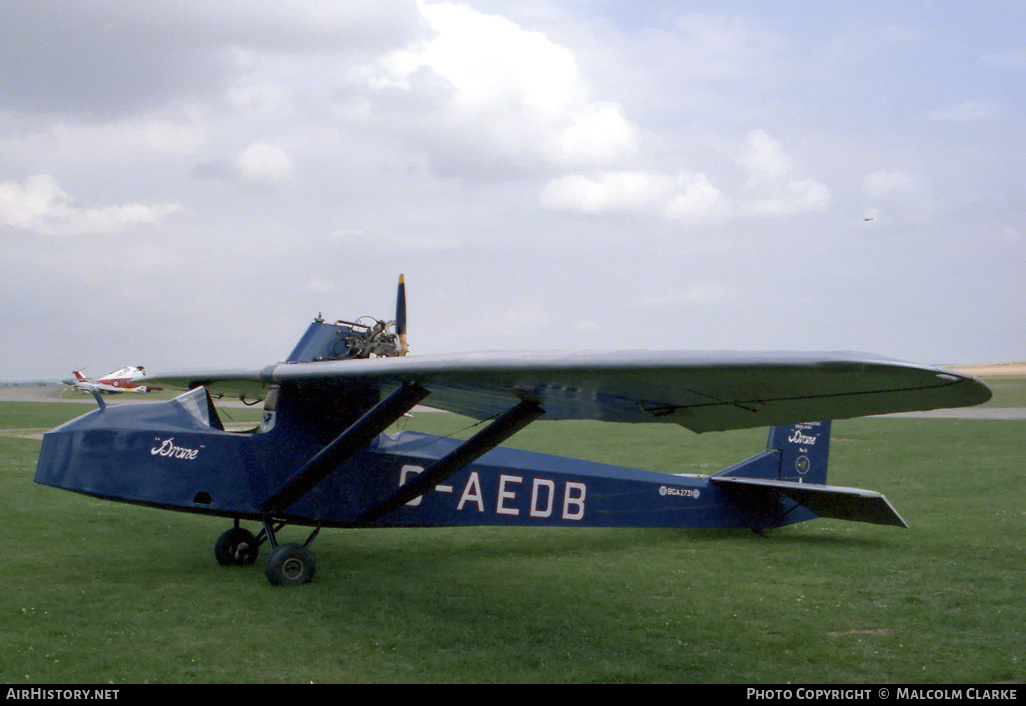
[356,400,544,525]
[262,383,431,514]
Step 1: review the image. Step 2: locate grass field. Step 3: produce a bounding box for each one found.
[0,379,1022,684]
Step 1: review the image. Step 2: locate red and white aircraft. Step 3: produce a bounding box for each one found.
[64,366,158,394]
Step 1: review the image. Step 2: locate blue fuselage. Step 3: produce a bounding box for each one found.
[35,390,802,531]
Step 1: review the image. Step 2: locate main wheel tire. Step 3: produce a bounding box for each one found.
[214,527,259,566]
[265,543,316,586]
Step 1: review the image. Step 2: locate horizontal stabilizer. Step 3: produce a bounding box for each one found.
[710,476,908,528]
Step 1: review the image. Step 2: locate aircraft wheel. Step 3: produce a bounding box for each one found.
[214,528,259,566]
[265,543,316,586]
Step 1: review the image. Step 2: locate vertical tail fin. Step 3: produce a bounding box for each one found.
[768,420,831,484]
[713,420,832,484]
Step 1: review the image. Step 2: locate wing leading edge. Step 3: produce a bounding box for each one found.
[147,350,991,434]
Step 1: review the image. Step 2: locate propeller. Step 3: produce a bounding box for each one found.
[395,274,408,356]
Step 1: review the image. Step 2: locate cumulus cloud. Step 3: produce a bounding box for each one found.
[662,173,732,224]
[738,129,794,185]
[539,172,672,215]
[0,174,178,236]
[540,130,827,224]
[736,130,830,216]
[236,142,293,188]
[540,170,734,224]
[367,0,638,168]
[743,180,831,218]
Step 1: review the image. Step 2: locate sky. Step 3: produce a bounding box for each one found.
[1,0,1023,381]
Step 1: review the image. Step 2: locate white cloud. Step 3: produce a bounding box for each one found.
[540,169,733,224]
[0,174,178,236]
[540,130,826,223]
[557,102,639,165]
[744,179,831,218]
[369,0,638,168]
[735,130,830,217]
[236,142,293,187]
[738,129,794,186]
[539,171,673,215]
[663,173,731,224]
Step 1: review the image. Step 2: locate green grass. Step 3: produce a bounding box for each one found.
[979,376,1026,407]
[1,382,1023,684]
[0,402,98,430]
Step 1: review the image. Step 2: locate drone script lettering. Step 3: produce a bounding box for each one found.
[787,429,818,445]
[150,438,201,460]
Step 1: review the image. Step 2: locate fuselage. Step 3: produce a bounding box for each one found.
[34,388,803,531]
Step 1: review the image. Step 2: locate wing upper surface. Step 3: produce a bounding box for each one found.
[147,350,991,433]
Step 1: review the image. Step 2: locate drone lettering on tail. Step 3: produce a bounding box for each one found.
[36,276,986,585]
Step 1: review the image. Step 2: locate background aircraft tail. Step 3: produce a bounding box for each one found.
[710,420,907,528]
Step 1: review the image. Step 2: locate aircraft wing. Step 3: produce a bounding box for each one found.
[147,350,991,434]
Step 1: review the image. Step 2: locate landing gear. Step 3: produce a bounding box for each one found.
[213,518,320,586]
[265,543,316,586]
[214,526,259,566]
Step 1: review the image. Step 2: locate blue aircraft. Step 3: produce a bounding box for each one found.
[35,277,991,585]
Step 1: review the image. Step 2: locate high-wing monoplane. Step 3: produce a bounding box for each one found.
[36,276,991,585]
[63,366,157,394]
